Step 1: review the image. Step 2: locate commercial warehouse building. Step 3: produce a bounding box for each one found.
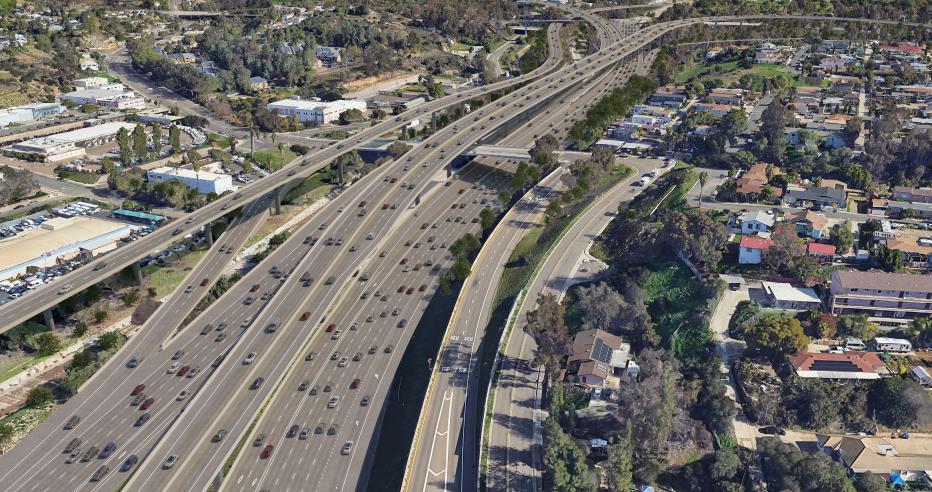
[146,166,236,195]
[267,98,367,124]
[0,103,65,128]
[58,84,146,110]
[0,216,132,281]
[1,122,140,162]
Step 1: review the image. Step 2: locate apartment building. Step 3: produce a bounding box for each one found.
[829,270,932,326]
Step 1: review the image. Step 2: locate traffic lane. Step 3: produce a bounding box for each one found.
[123,157,433,490]
[128,157,498,488]
[410,189,553,492]
[231,171,505,491]
[25,163,396,490]
[0,198,272,488]
[23,241,315,492]
[218,165,506,488]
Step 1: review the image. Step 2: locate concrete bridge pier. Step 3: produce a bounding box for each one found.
[131,262,144,285]
[43,308,55,331]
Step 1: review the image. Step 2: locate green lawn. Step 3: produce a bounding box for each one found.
[675,60,740,84]
[283,171,332,204]
[146,250,207,296]
[252,148,299,171]
[207,132,233,150]
[56,170,99,184]
[400,83,427,93]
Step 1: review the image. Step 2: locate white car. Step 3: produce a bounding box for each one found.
[243,352,257,365]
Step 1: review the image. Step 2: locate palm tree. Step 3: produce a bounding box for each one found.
[697,171,709,204]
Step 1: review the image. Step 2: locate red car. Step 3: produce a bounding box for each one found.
[450,204,457,209]
[458,188,465,194]
[140,398,154,410]
[406,288,414,295]
[200,278,209,287]
[261,445,274,459]
[389,177,397,183]
[358,201,366,208]
[419,284,427,292]
[350,378,361,390]
[397,286,405,293]
[176,366,190,377]
[399,258,407,265]
[381,203,389,210]
[131,384,146,396]
[250,284,260,292]
[325,324,336,333]
[300,312,310,321]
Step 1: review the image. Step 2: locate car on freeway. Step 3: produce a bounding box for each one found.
[323,382,333,392]
[309,385,320,395]
[353,352,362,361]
[140,398,154,411]
[328,424,339,435]
[331,330,342,340]
[350,378,361,389]
[338,357,348,368]
[120,455,138,472]
[250,377,264,390]
[261,445,274,459]
[305,352,316,361]
[368,345,378,354]
[100,442,116,459]
[131,384,146,396]
[171,350,184,361]
[131,394,146,406]
[385,345,394,353]
[166,362,179,374]
[162,455,178,469]
[243,352,257,364]
[327,396,339,408]
[315,423,325,435]
[287,425,299,438]
[135,413,150,427]
[81,447,98,462]
[64,438,81,453]
[186,367,198,378]
[176,390,189,401]
[64,415,80,430]
[90,465,109,482]
[298,380,309,391]
[341,441,354,455]
[325,323,336,332]
[299,427,310,440]
[200,278,209,287]
[250,284,260,292]
[253,434,266,447]
[361,396,370,406]
[177,365,190,377]
[66,450,82,464]
[212,429,227,442]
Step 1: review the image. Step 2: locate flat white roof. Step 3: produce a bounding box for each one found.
[148,166,229,181]
[874,337,911,345]
[46,122,139,143]
[0,216,128,273]
[762,281,820,303]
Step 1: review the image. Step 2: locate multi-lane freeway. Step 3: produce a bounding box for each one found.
[1,5,925,491]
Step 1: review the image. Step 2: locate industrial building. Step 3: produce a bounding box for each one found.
[146,166,236,195]
[267,98,367,124]
[1,122,141,162]
[111,209,167,226]
[0,103,65,128]
[0,216,132,281]
[58,83,146,110]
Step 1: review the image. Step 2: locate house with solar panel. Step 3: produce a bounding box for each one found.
[566,329,635,389]
[788,351,888,383]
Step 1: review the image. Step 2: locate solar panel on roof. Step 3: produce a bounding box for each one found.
[810,360,861,372]
[591,338,612,364]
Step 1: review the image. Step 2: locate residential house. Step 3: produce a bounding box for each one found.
[738,236,772,264]
[199,60,219,77]
[248,76,269,91]
[735,163,777,197]
[828,269,932,326]
[819,434,932,481]
[567,329,632,389]
[693,103,741,119]
[783,186,847,210]
[807,242,836,262]
[886,200,932,219]
[789,351,886,382]
[166,52,196,64]
[761,281,822,310]
[79,55,99,72]
[649,86,688,108]
[706,88,745,106]
[785,209,829,239]
[886,236,932,270]
[737,210,775,235]
[893,186,932,204]
[315,46,342,67]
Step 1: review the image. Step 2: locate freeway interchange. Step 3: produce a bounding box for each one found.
[1,6,925,492]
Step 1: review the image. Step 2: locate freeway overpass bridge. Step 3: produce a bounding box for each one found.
[466,144,591,162]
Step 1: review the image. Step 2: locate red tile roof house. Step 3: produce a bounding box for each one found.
[807,242,836,263]
[789,351,888,382]
[739,236,772,264]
